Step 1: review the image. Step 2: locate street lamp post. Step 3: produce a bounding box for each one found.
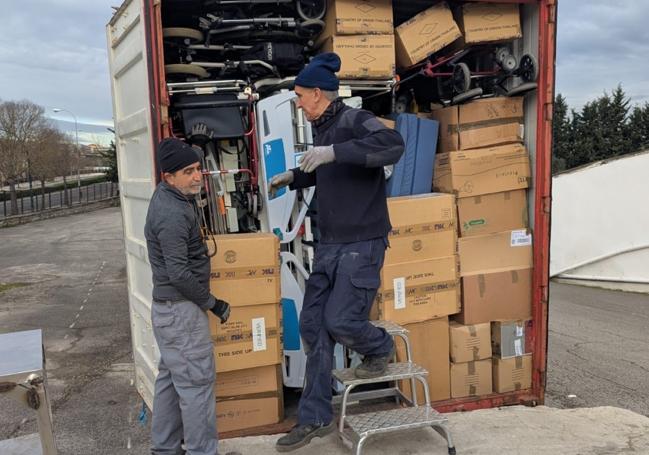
[52,108,81,203]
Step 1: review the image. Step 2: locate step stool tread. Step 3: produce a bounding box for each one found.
[370,320,408,335]
[346,405,447,437]
[333,362,428,386]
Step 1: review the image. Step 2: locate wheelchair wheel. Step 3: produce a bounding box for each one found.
[297,0,326,21]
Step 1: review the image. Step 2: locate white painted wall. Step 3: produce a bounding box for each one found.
[550,150,649,292]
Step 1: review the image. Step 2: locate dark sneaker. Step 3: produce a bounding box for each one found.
[275,422,335,452]
[354,346,395,379]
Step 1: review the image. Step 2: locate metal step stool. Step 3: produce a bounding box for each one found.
[332,320,456,455]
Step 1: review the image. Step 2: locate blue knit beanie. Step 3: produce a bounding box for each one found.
[294,53,341,91]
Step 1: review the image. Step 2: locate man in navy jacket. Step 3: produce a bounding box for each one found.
[270,53,405,452]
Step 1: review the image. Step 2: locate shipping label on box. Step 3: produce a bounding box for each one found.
[372,256,460,325]
[431,97,524,153]
[215,364,281,398]
[450,358,492,398]
[397,317,450,403]
[458,189,528,237]
[492,320,529,359]
[458,268,532,325]
[460,2,522,45]
[449,321,492,363]
[210,233,280,307]
[492,354,532,393]
[395,2,461,68]
[321,34,395,79]
[210,304,282,373]
[386,193,457,264]
[433,144,530,198]
[324,0,393,35]
[458,229,532,277]
[216,394,282,433]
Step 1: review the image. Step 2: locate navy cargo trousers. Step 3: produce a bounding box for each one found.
[297,237,394,426]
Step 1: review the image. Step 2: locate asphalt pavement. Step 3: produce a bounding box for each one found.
[1,207,649,454]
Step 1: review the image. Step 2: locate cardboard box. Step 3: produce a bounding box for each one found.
[450,358,492,398]
[215,364,282,398]
[321,34,395,79]
[449,321,491,363]
[395,2,462,68]
[492,320,529,359]
[372,256,460,325]
[458,230,532,277]
[458,189,528,237]
[210,233,280,307]
[324,0,393,35]
[458,2,522,45]
[492,354,532,393]
[433,144,530,199]
[216,394,283,433]
[457,230,532,325]
[378,117,396,129]
[209,304,282,373]
[430,97,524,153]
[386,193,457,264]
[396,317,451,403]
[458,268,532,325]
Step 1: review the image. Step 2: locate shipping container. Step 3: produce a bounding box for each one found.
[107,0,556,431]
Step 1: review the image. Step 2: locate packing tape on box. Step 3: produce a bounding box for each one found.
[212,327,280,346]
[478,274,486,298]
[504,191,511,201]
[377,280,458,302]
[210,265,279,281]
[468,361,476,375]
[472,346,480,361]
[515,356,523,369]
[511,270,519,284]
[216,390,280,403]
[468,325,477,337]
[448,116,525,134]
[469,384,477,396]
[389,221,454,238]
[473,195,482,205]
[514,382,522,391]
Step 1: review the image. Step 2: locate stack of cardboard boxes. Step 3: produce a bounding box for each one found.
[319,0,396,79]
[370,193,461,403]
[208,233,284,433]
[431,95,533,398]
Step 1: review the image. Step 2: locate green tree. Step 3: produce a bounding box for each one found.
[628,102,649,152]
[99,140,118,182]
[552,93,571,173]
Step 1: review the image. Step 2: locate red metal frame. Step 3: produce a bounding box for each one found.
[141,0,557,415]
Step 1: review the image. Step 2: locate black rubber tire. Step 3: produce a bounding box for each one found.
[519,54,539,82]
[297,0,326,21]
[452,62,471,94]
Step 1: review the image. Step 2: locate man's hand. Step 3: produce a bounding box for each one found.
[299,145,335,173]
[268,170,294,197]
[210,297,231,324]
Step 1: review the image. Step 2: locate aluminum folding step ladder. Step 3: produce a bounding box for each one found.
[332,320,456,455]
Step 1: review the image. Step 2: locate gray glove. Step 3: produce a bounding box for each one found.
[269,170,294,197]
[210,297,231,324]
[299,145,335,173]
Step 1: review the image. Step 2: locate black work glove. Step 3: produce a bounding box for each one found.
[210,297,231,324]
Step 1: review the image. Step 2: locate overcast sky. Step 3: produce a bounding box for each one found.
[1,1,648,144]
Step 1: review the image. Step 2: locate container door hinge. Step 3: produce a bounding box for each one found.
[542,195,552,214]
[547,0,557,24]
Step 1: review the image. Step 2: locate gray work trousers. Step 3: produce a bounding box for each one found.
[151,300,218,455]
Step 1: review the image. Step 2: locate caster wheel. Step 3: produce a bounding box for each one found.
[518,54,539,82]
[501,54,518,72]
[297,0,326,21]
[452,62,471,94]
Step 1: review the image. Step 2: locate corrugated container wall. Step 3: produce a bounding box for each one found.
[107,0,556,414]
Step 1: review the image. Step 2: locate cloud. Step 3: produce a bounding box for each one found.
[0,0,117,124]
[555,0,649,107]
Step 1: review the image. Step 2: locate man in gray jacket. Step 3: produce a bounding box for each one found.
[145,138,231,455]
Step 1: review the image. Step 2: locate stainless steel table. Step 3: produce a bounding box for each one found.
[0,329,57,454]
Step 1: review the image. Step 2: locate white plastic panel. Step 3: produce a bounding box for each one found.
[550,151,649,289]
[107,0,157,409]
